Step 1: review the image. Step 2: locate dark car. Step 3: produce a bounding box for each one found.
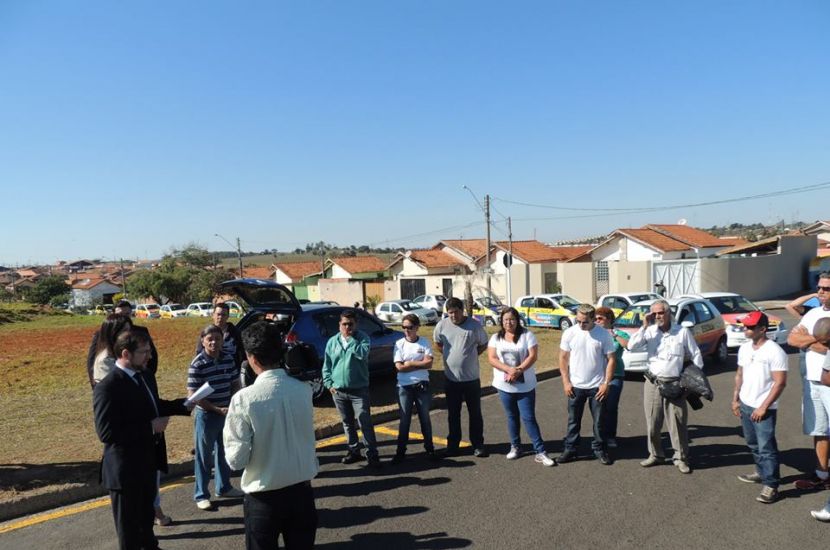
[220,278,404,403]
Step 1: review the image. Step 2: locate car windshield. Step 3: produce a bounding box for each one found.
[707,296,758,314]
[170,304,184,311]
[477,296,502,308]
[557,295,580,308]
[400,301,419,311]
[147,305,159,311]
[614,304,678,328]
[627,294,656,303]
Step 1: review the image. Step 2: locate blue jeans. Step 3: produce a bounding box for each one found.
[396,382,434,455]
[564,386,605,452]
[193,408,232,501]
[603,378,624,440]
[445,379,484,449]
[497,389,546,454]
[740,402,780,488]
[332,387,378,459]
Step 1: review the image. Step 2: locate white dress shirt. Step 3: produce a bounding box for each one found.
[223,368,319,493]
[627,323,703,378]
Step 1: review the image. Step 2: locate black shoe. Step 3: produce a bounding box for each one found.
[425,450,441,462]
[341,452,362,465]
[557,449,577,463]
[594,450,613,465]
[443,446,461,458]
[366,456,382,469]
[389,453,405,465]
[473,448,489,458]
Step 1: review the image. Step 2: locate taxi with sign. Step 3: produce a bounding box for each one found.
[514,293,580,330]
[613,296,727,372]
[680,292,787,348]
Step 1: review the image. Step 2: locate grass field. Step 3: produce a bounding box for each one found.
[0,305,562,500]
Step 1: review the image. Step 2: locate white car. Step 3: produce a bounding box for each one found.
[614,296,727,372]
[375,300,439,325]
[596,292,662,316]
[680,292,788,348]
[412,294,447,314]
[159,303,188,318]
[186,302,214,317]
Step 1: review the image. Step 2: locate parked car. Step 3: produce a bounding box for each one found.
[613,296,727,372]
[186,302,214,317]
[514,293,580,329]
[596,292,662,317]
[680,292,788,348]
[375,299,439,325]
[412,294,447,314]
[87,304,114,316]
[220,278,405,403]
[159,303,188,318]
[226,300,245,318]
[135,303,161,319]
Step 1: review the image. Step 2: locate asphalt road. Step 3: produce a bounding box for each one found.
[3,310,830,549]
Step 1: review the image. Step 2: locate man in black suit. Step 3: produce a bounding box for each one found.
[87,300,158,387]
[93,328,189,550]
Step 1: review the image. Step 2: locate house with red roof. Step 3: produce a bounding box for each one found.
[70,276,123,307]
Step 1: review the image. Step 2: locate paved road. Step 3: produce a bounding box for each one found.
[3,312,830,549]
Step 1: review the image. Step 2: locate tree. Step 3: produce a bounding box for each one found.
[189,268,235,302]
[27,275,71,305]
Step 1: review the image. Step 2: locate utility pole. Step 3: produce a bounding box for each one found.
[236,237,244,278]
[506,216,513,306]
[485,194,492,298]
[120,258,127,297]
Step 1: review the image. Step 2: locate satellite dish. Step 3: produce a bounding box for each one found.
[677,218,687,225]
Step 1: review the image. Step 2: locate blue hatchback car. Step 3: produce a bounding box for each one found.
[220,278,404,403]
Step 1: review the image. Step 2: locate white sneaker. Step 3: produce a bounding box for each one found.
[811,508,830,522]
[535,453,556,467]
[506,446,520,460]
[196,499,213,510]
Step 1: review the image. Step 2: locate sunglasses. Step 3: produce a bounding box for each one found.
[818,286,830,292]
[402,325,417,330]
[340,322,354,327]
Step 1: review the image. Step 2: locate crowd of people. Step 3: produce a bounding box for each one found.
[88,276,830,548]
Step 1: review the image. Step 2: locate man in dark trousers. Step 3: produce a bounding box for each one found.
[93,328,190,550]
[86,299,158,387]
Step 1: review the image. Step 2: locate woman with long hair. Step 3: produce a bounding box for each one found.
[488,307,555,466]
[92,313,133,383]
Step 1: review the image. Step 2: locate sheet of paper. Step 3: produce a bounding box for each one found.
[185,382,214,407]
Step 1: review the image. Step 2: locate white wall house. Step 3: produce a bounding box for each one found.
[71,278,122,307]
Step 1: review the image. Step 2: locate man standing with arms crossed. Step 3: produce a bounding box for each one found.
[224,321,319,549]
[323,309,381,468]
[628,299,703,474]
[788,273,830,490]
[731,311,788,504]
[434,297,489,458]
[558,304,616,465]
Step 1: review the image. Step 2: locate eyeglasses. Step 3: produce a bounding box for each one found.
[818,286,830,292]
[402,325,417,330]
[653,311,667,315]
[340,322,354,327]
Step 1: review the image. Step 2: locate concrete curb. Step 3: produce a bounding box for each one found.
[2,369,562,523]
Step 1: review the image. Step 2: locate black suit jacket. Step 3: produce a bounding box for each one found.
[87,325,158,387]
[92,368,188,489]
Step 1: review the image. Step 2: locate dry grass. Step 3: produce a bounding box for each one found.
[0,308,561,500]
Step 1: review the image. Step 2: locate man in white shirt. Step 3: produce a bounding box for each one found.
[224,322,319,550]
[788,273,830,491]
[731,311,788,504]
[628,299,703,474]
[558,304,616,465]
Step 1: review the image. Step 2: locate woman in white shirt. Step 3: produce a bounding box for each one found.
[391,314,436,464]
[488,307,555,466]
[92,314,134,383]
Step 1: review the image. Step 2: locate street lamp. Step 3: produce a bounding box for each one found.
[215,233,243,278]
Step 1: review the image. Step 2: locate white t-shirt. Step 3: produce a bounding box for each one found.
[737,339,788,409]
[393,336,433,386]
[797,306,830,381]
[488,331,539,393]
[560,325,615,389]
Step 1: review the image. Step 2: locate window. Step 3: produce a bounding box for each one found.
[379,304,390,312]
[602,297,615,307]
[357,312,385,335]
[391,304,402,313]
[521,298,534,307]
[613,298,628,310]
[677,307,693,324]
[537,298,553,309]
[692,302,714,322]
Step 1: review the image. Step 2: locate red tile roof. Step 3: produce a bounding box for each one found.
[237,266,274,280]
[645,224,727,248]
[495,241,593,263]
[407,250,467,269]
[329,256,387,274]
[71,277,122,290]
[436,239,489,260]
[273,261,322,281]
[618,228,691,252]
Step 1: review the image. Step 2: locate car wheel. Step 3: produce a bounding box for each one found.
[559,318,572,330]
[485,317,496,326]
[714,336,728,363]
[310,376,326,403]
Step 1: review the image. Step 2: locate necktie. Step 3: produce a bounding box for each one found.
[135,372,159,417]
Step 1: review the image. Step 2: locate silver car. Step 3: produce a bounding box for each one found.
[375,299,439,325]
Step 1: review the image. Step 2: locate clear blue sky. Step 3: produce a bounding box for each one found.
[1,1,828,265]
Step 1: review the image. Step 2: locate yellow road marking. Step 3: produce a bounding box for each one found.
[1,430,470,534]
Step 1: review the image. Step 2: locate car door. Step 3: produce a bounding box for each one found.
[390,303,403,323]
[691,301,720,355]
[676,304,708,354]
[516,297,535,325]
[356,311,397,374]
[528,298,556,327]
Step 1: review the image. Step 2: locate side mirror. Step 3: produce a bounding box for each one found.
[681,320,694,329]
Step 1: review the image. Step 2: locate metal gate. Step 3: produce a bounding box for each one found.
[593,261,609,301]
[652,260,700,298]
[400,278,426,300]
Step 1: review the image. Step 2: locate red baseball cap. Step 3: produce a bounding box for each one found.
[741,310,768,328]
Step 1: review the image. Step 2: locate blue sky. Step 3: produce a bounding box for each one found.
[1,1,828,265]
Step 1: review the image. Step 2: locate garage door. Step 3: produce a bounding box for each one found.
[653,260,700,298]
[400,278,426,300]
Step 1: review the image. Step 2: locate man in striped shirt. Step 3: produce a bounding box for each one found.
[188,324,243,510]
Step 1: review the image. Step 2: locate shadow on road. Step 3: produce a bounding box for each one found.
[316,530,472,549]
